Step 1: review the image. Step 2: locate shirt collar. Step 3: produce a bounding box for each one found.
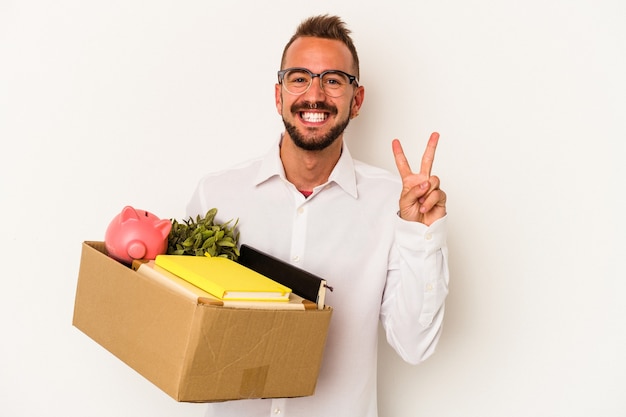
[253,135,358,199]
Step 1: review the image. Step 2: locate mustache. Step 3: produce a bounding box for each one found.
[291,101,337,114]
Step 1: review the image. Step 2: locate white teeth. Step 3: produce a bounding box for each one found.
[301,112,327,123]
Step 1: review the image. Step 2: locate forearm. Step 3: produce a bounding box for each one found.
[380,215,450,364]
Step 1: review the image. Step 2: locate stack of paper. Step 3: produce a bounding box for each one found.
[133,260,312,310]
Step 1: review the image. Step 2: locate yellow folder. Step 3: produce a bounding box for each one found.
[154,254,292,301]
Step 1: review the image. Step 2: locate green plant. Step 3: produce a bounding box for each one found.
[167,208,240,260]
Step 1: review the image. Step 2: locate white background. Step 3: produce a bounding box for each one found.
[1,1,625,416]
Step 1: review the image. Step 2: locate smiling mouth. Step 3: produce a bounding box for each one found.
[300,111,328,123]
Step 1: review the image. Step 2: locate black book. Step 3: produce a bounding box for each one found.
[237,244,330,310]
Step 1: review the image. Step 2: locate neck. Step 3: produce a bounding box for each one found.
[279,133,343,192]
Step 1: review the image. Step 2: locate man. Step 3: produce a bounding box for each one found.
[187,14,449,417]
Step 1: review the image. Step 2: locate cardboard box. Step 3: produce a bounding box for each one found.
[72,241,332,402]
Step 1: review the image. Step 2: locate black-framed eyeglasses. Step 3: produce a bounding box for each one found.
[277,67,359,98]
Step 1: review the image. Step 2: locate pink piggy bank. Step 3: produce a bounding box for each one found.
[104,206,172,264]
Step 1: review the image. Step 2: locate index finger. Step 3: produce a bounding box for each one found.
[392,138,413,178]
[420,132,440,177]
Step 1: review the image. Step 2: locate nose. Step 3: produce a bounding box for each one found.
[301,75,327,103]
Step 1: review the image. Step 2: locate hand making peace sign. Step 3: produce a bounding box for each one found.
[392,132,447,226]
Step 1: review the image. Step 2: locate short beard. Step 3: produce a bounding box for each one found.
[282,100,352,151]
[283,118,350,151]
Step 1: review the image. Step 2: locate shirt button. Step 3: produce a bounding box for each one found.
[424,233,433,241]
[426,283,434,292]
[297,207,304,214]
[292,255,300,263]
[273,408,281,415]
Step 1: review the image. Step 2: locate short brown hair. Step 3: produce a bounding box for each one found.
[280,15,360,78]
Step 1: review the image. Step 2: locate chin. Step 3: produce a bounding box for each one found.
[284,119,348,152]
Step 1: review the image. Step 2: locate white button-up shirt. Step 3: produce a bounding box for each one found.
[187,138,449,417]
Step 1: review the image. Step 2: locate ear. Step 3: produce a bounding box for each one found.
[350,85,365,119]
[120,205,140,223]
[275,83,283,115]
[155,219,172,239]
